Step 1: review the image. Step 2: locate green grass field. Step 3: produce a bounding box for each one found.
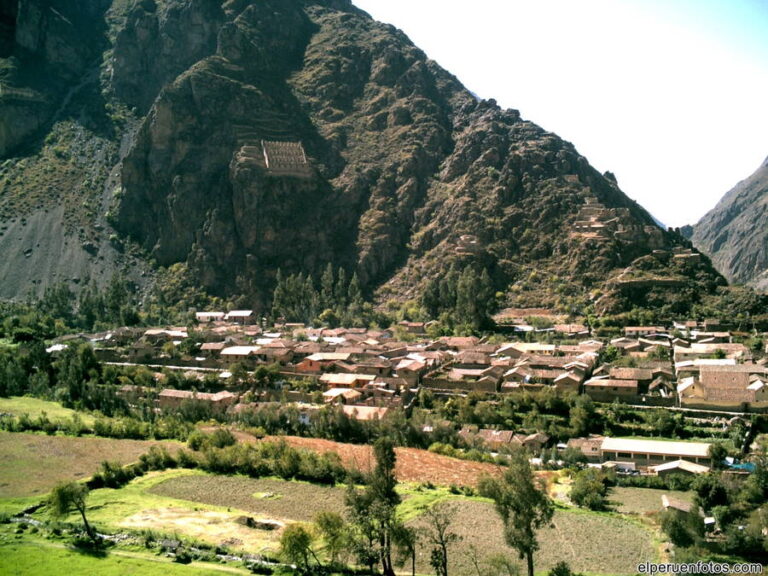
[0,537,249,575]
[55,470,298,554]
[0,441,666,576]
[0,396,95,426]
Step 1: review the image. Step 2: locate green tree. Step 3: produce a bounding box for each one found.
[660,508,702,548]
[314,511,348,566]
[599,345,620,364]
[569,468,609,511]
[423,504,462,576]
[708,442,729,470]
[394,524,418,576]
[548,561,582,576]
[692,473,729,511]
[320,263,335,311]
[345,273,365,326]
[40,282,75,326]
[272,269,287,321]
[479,450,554,576]
[280,523,319,572]
[334,268,348,310]
[569,395,596,437]
[346,438,401,576]
[48,481,95,541]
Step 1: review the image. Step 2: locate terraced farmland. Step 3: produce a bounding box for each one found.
[149,474,347,522]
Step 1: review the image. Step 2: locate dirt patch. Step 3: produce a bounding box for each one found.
[119,507,277,552]
[610,486,693,516]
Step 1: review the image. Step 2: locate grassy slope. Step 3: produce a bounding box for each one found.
[0,396,96,426]
[106,470,659,575]
[0,538,249,576]
[0,436,683,576]
[0,431,178,499]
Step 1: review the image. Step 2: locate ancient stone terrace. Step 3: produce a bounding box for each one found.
[571,193,662,246]
[261,140,312,177]
[233,140,312,178]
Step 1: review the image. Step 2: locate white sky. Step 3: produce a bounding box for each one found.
[352,0,768,227]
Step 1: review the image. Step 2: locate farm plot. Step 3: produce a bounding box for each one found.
[149,474,347,523]
[610,486,694,515]
[260,435,501,487]
[0,431,177,498]
[408,500,658,576]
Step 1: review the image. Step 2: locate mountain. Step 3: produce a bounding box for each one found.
[0,0,726,316]
[692,157,768,291]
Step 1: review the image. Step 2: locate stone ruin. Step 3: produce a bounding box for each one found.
[233,140,312,179]
[570,191,664,248]
[455,234,483,256]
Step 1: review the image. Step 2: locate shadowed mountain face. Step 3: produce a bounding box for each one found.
[692,157,768,292]
[0,0,726,313]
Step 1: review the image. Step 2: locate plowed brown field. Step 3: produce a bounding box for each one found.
[261,435,501,487]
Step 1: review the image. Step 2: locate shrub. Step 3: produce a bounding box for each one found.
[570,469,610,511]
[139,446,177,471]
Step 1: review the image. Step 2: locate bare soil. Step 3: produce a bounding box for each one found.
[258,435,502,487]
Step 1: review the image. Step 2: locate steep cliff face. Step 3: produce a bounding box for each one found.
[0,0,725,312]
[692,157,768,291]
[111,0,225,112]
[0,0,111,156]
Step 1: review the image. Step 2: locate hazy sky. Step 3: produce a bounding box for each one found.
[352,0,768,227]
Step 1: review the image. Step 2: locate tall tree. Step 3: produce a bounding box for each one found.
[334,267,348,310]
[320,263,336,311]
[280,523,319,572]
[479,450,554,576]
[346,438,401,576]
[423,504,462,576]
[48,481,96,541]
[314,511,348,567]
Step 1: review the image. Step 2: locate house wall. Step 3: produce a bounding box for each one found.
[584,386,638,403]
[601,450,712,467]
[422,377,497,393]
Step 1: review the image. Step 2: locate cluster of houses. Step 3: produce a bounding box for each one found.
[57,312,767,422]
[456,426,726,477]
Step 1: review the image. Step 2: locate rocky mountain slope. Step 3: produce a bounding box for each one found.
[691,157,768,291]
[0,0,726,315]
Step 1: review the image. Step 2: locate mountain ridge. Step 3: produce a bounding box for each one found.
[0,0,728,318]
[691,155,768,291]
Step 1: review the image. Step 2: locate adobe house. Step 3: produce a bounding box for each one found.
[294,352,352,373]
[225,310,256,325]
[157,389,237,414]
[583,378,639,403]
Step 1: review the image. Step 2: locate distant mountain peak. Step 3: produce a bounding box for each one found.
[692,156,768,290]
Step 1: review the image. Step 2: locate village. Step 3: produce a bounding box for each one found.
[46,308,767,480]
